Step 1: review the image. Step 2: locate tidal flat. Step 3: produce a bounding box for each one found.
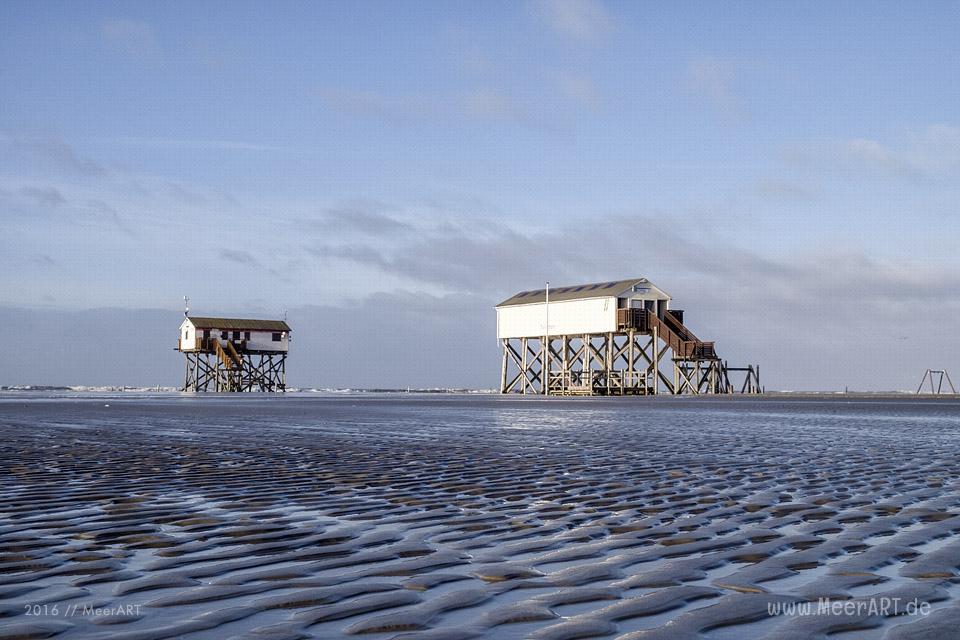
[2,393,960,639]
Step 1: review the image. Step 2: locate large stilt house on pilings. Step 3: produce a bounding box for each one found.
[496,278,760,396]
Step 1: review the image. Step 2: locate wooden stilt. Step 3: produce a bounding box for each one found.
[498,327,760,397]
[182,346,287,393]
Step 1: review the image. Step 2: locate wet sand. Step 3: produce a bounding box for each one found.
[2,394,960,639]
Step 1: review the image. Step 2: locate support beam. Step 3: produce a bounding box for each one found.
[499,330,760,397]
[182,348,287,393]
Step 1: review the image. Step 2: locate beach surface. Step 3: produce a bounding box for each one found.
[2,393,960,639]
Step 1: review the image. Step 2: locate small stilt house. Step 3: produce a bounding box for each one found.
[177,316,291,392]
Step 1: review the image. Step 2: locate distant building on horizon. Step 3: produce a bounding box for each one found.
[177,315,291,392]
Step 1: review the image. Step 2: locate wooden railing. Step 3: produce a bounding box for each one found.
[548,369,650,395]
[211,340,232,370]
[616,308,718,360]
[224,340,243,368]
[616,308,649,331]
[179,337,250,360]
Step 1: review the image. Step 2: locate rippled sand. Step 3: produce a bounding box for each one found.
[2,394,960,639]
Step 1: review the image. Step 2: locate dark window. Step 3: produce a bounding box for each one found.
[221,331,228,339]
[272,332,282,342]
[232,331,240,340]
[244,331,251,340]
[203,330,210,339]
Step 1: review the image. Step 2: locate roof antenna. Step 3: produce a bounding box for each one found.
[282,307,287,322]
[183,296,190,318]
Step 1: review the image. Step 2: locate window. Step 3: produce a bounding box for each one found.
[272,332,282,342]
[232,331,240,340]
[221,331,228,339]
[244,331,251,340]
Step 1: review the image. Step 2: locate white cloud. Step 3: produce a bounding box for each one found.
[684,56,742,117]
[532,0,614,42]
[461,88,525,120]
[90,136,279,152]
[0,135,105,177]
[784,125,960,180]
[319,86,530,125]
[555,72,601,109]
[318,88,437,122]
[842,138,913,175]
[753,178,816,203]
[100,18,160,59]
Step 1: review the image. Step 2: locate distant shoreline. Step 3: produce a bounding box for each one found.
[1,386,954,398]
[0,385,498,394]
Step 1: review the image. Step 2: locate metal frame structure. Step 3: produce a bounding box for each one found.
[916,369,957,395]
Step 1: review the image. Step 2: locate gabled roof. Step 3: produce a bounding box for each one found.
[185,316,291,331]
[496,278,667,307]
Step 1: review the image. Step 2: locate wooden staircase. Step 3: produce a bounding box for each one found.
[616,308,717,360]
[211,340,243,370]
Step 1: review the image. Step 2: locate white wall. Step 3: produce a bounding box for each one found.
[179,319,289,352]
[179,318,196,351]
[497,297,617,339]
[244,330,289,352]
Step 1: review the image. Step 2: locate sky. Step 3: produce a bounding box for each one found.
[1,0,959,390]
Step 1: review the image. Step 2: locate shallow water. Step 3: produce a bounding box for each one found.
[2,393,960,639]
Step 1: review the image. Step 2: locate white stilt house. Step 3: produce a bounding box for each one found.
[177,315,291,392]
[496,278,760,396]
[497,278,671,339]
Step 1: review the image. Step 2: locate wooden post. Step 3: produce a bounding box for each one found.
[521,337,528,394]
[606,332,613,395]
[652,326,659,395]
[500,339,508,393]
[542,336,548,395]
[583,334,591,395]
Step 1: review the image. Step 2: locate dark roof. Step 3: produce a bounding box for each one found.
[496,278,662,307]
[186,316,291,331]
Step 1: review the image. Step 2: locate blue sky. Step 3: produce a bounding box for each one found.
[1,1,959,389]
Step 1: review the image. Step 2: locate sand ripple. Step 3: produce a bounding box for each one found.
[1,395,960,639]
